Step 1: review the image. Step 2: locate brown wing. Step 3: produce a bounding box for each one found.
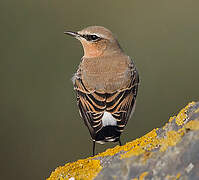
[74,77,106,139]
[106,66,139,132]
[73,61,139,138]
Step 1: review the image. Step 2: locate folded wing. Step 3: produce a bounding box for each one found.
[73,61,139,140]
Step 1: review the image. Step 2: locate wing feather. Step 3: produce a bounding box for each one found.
[74,60,139,139]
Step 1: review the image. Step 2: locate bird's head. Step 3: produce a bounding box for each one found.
[64,26,122,58]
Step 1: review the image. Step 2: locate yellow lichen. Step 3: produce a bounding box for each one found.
[162,116,176,130]
[97,128,159,158]
[120,129,158,159]
[47,102,199,180]
[121,102,197,159]
[195,108,199,113]
[121,103,197,159]
[159,130,184,152]
[169,116,176,123]
[175,102,195,126]
[139,171,149,180]
[185,120,199,130]
[141,152,152,164]
[165,172,181,180]
[163,116,176,130]
[96,144,124,157]
[176,172,181,179]
[47,159,102,180]
[132,171,148,180]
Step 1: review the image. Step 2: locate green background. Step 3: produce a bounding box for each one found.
[0,0,199,179]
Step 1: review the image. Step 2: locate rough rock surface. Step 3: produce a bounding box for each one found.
[47,102,199,180]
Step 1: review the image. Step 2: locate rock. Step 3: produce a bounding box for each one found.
[47,102,199,180]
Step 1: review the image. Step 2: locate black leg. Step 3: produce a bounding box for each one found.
[92,141,96,156]
[119,138,122,146]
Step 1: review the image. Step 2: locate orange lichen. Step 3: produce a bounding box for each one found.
[175,102,195,126]
[47,159,102,180]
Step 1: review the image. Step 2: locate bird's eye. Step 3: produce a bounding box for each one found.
[83,34,101,42]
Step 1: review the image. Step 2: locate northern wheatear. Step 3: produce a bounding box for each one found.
[64,26,139,156]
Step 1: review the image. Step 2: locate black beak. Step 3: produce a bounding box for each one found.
[64,31,81,38]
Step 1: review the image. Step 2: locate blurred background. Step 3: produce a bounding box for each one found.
[0,0,199,179]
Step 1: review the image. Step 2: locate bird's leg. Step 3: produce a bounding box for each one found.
[92,141,96,156]
[119,138,122,146]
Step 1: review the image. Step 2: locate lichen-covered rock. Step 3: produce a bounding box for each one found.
[47,102,199,180]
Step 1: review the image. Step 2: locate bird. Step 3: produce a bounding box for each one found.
[64,26,139,156]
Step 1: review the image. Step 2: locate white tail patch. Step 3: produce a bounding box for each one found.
[102,111,117,127]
